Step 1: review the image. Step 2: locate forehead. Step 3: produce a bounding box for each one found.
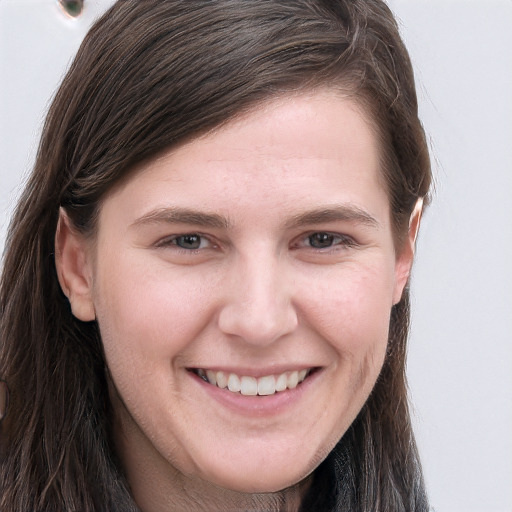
[100,91,389,230]
[203,92,375,167]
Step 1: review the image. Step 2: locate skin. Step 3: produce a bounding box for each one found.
[56,91,420,512]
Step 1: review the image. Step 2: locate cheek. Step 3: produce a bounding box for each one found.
[93,257,217,375]
[301,261,395,354]
[299,260,394,413]
[288,261,394,454]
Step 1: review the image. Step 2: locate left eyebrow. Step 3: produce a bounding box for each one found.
[285,205,380,230]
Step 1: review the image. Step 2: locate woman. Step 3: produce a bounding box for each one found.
[0,1,431,510]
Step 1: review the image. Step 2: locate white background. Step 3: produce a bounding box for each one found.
[1,1,511,511]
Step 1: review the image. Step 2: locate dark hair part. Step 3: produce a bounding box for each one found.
[0,1,431,510]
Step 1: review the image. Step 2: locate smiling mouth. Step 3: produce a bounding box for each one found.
[190,368,316,396]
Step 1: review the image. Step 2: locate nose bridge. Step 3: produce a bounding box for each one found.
[218,248,297,345]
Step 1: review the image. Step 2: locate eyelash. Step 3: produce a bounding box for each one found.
[155,233,214,252]
[293,232,357,251]
[155,231,356,253]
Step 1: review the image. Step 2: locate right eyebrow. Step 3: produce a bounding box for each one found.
[130,207,231,230]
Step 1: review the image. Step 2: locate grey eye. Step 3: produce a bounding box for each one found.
[308,232,335,249]
[175,234,202,250]
[58,0,84,18]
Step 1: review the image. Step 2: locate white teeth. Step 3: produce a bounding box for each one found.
[206,370,217,386]
[227,373,241,392]
[288,370,299,389]
[240,376,258,396]
[275,372,288,392]
[257,375,276,396]
[216,371,228,389]
[199,368,311,396]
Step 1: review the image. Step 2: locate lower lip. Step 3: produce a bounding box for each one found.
[188,370,321,417]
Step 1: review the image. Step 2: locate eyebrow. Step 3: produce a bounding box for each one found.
[131,207,230,230]
[284,205,380,229]
[131,204,379,231]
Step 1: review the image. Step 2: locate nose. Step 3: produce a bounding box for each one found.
[217,252,298,347]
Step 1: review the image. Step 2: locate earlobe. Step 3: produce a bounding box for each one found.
[55,208,96,321]
[392,198,423,304]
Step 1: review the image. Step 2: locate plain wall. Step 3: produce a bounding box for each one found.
[388,2,512,511]
[1,1,511,511]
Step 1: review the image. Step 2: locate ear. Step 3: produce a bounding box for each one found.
[392,198,423,305]
[55,208,96,321]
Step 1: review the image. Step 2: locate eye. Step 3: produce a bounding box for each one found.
[308,232,337,249]
[156,233,212,251]
[305,232,354,249]
[174,234,203,250]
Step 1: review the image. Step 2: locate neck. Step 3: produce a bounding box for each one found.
[130,471,311,512]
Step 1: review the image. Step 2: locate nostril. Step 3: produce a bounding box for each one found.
[58,0,84,18]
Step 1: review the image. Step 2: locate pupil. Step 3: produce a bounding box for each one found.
[310,233,333,248]
[178,235,201,249]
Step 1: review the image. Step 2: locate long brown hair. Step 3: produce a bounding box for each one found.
[0,1,431,510]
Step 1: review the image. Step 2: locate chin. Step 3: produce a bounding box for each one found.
[213,476,301,495]
[196,452,316,494]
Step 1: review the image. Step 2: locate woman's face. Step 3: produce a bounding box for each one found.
[59,91,415,495]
